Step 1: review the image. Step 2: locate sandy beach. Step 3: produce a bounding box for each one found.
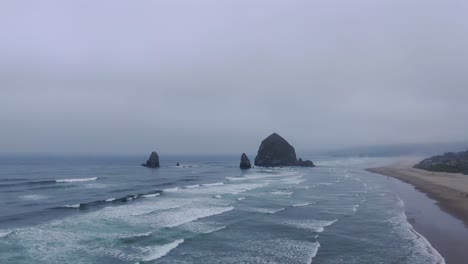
[367,158,468,226]
[367,158,468,264]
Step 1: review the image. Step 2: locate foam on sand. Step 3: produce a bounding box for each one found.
[388,204,446,264]
[56,177,98,183]
[141,239,184,262]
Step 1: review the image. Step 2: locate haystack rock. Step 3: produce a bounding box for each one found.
[254,133,314,167]
[240,153,252,169]
[142,151,160,168]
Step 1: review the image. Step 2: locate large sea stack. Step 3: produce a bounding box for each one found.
[240,153,252,169]
[254,133,314,167]
[142,151,160,168]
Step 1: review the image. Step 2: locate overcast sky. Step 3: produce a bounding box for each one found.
[1,0,468,155]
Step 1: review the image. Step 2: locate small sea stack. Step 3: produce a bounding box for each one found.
[240,153,252,169]
[254,133,314,167]
[142,151,160,168]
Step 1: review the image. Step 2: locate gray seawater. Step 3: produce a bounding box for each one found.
[0,155,445,264]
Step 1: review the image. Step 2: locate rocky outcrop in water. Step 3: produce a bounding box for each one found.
[142,151,160,168]
[415,151,468,175]
[254,133,314,167]
[240,153,252,169]
[296,158,314,167]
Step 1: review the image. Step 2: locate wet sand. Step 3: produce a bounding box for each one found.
[367,158,468,264]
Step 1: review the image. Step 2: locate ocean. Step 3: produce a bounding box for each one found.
[0,155,445,264]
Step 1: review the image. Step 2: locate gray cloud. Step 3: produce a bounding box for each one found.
[1,0,468,154]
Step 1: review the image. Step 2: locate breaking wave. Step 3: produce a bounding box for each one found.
[56,177,98,183]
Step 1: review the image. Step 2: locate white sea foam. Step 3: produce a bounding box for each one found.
[19,194,48,200]
[213,195,222,199]
[282,177,306,185]
[179,221,228,234]
[282,219,338,233]
[62,204,80,208]
[0,230,12,238]
[141,239,184,262]
[105,198,116,202]
[163,187,180,192]
[352,204,360,212]
[249,207,285,214]
[307,242,320,263]
[389,200,446,264]
[56,177,97,183]
[233,238,320,264]
[226,177,248,181]
[202,182,224,187]
[141,193,160,198]
[138,206,235,228]
[271,191,293,196]
[184,184,200,189]
[292,202,313,207]
[128,199,192,217]
[236,197,246,201]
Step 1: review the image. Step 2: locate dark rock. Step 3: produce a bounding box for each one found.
[240,153,252,169]
[142,151,160,168]
[254,133,315,167]
[415,151,468,175]
[176,162,180,167]
[296,158,315,167]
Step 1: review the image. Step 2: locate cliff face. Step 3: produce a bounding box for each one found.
[142,151,160,168]
[415,151,468,175]
[254,133,314,167]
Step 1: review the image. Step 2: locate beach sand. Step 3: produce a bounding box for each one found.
[367,158,468,264]
[367,158,468,226]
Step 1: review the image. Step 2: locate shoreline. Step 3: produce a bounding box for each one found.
[366,160,468,227]
[366,159,468,264]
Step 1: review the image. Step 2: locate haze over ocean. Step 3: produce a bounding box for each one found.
[1,1,468,263]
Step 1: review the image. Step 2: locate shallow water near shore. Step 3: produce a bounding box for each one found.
[0,155,446,263]
[384,176,468,264]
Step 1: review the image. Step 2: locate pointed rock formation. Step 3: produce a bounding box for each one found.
[240,153,252,169]
[254,133,314,167]
[142,151,160,168]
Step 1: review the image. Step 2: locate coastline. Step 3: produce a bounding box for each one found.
[366,159,468,264]
[366,159,468,227]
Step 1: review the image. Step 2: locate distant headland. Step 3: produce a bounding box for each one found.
[414,150,468,175]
